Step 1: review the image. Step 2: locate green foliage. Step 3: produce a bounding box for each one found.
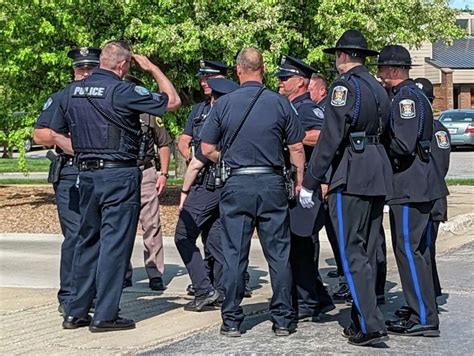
[0,0,465,168]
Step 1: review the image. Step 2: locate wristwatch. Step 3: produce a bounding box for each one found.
[160,172,170,179]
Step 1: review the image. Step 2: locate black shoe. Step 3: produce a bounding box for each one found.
[348,331,389,346]
[385,317,409,327]
[320,303,336,314]
[149,277,166,291]
[345,295,353,305]
[387,319,440,337]
[394,305,412,319]
[123,279,132,289]
[184,289,219,312]
[298,313,320,322]
[58,304,65,316]
[244,286,252,298]
[377,295,386,305]
[89,317,136,332]
[326,269,341,278]
[332,284,351,302]
[342,325,359,339]
[62,315,92,329]
[220,324,241,337]
[272,325,292,336]
[186,284,195,296]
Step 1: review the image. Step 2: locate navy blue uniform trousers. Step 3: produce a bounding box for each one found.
[390,202,439,326]
[220,174,294,329]
[328,191,386,334]
[174,184,224,297]
[67,167,141,321]
[53,165,80,305]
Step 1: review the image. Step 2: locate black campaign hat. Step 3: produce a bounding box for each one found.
[377,45,414,68]
[207,78,239,97]
[275,55,317,79]
[323,30,379,57]
[197,60,229,77]
[414,78,435,101]
[67,47,101,68]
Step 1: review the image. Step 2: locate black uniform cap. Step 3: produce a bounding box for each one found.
[197,60,229,77]
[67,47,101,68]
[123,74,145,86]
[323,30,379,57]
[207,78,240,97]
[276,55,317,79]
[377,45,415,68]
[414,78,435,101]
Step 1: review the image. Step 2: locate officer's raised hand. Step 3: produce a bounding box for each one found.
[132,54,157,72]
[299,186,314,208]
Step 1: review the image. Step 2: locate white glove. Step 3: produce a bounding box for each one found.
[299,186,314,209]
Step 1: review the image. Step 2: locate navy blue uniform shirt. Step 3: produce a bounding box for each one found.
[49,68,168,161]
[183,100,212,151]
[200,81,304,169]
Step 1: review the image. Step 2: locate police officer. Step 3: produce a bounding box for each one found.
[122,75,172,291]
[34,47,101,316]
[377,45,439,337]
[276,55,334,322]
[174,78,240,312]
[49,40,181,332]
[389,77,450,323]
[300,30,392,346]
[200,48,305,337]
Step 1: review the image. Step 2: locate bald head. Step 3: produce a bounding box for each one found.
[236,48,264,72]
[100,40,132,73]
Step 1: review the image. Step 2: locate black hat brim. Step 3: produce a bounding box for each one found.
[323,46,379,57]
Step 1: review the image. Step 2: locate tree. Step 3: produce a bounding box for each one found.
[0,0,464,171]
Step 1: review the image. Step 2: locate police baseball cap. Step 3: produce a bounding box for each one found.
[276,55,318,79]
[67,47,101,68]
[377,45,415,68]
[414,78,435,101]
[197,60,229,77]
[323,30,379,57]
[207,78,239,97]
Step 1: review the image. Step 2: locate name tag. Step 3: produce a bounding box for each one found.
[73,86,106,97]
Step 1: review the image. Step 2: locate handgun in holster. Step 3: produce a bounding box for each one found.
[46,150,64,184]
[416,139,431,162]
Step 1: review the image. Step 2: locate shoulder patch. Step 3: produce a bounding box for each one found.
[331,86,348,106]
[435,131,450,149]
[313,107,324,119]
[399,99,416,119]
[290,102,299,116]
[42,97,53,111]
[152,92,163,102]
[134,85,150,96]
[155,116,164,128]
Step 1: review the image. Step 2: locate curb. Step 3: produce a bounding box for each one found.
[440,212,474,234]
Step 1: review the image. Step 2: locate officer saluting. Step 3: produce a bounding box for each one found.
[300,30,393,346]
[34,47,101,316]
[377,46,439,337]
[49,40,181,332]
[200,48,305,337]
[276,55,334,322]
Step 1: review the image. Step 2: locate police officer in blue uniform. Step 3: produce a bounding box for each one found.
[34,47,101,316]
[49,40,181,332]
[276,55,334,322]
[300,30,392,346]
[390,77,450,322]
[377,45,439,337]
[200,48,305,337]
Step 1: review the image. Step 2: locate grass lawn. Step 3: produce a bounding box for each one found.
[0,158,50,173]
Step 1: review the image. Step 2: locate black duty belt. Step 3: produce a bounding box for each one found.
[79,159,137,171]
[346,135,380,147]
[65,158,74,166]
[230,167,283,176]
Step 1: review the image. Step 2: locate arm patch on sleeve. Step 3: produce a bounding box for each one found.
[42,97,53,111]
[134,86,150,96]
[313,107,324,119]
[399,99,416,119]
[331,86,348,106]
[435,131,450,149]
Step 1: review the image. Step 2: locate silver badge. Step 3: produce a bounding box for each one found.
[313,107,324,119]
[79,47,89,56]
[134,86,150,96]
[42,97,53,111]
[435,131,450,149]
[399,99,416,119]
[199,60,205,68]
[331,86,348,106]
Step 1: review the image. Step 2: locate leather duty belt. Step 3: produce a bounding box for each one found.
[79,159,137,171]
[230,167,283,176]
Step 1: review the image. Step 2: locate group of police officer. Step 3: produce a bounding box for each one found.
[35,30,450,346]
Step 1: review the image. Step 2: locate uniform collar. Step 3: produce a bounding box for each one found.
[392,79,414,96]
[241,81,263,87]
[92,68,122,81]
[342,64,368,78]
[292,92,311,104]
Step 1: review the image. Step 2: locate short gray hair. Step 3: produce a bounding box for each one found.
[236,48,263,72]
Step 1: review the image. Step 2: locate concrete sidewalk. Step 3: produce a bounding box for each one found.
[1,186,473,354]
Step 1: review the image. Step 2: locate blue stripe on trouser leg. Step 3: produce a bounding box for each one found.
[336,191,367,334]
[426,218,433,249]
[402,204,427,325]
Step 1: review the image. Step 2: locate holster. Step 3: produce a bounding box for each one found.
[138,133,149,162]
[349,131,366,153]
[416,139,431,162]
[283,164,296,201]
[46,150,64,184]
